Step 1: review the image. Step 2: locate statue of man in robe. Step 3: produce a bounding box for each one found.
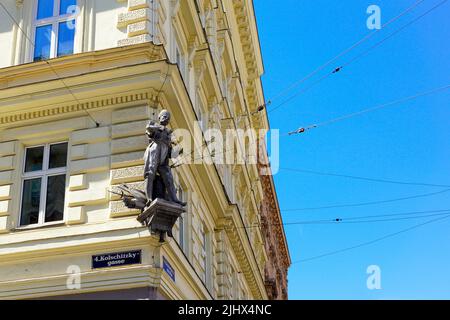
[143,109,186,207]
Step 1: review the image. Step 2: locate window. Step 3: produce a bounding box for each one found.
[20,142,68,227]
[175,43,187,81]
[223,165,235,203]
[200,223,211,288]
[195,92,207,132]
[33,0,77,61]
[231,268,238,299]
[201,225,207,283]
[177,185,186,252]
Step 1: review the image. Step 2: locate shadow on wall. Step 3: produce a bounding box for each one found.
[0,0,16,68]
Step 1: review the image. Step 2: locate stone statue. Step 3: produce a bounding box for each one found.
[111,109,187,242]
[143,109,186,207]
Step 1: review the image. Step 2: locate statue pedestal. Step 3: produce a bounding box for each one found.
[137,198,185,243]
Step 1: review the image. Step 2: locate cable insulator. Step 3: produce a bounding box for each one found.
[332,66,343,74]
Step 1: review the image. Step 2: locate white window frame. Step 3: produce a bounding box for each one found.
[200,223,212,289]
[18,142,68,228]
[31,0,81,61]
[195,91,208,132]
[174,40,188,83]
[201,225,207,283]
[177,184,187,252]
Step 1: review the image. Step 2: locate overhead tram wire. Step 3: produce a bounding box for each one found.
[262,0,426,112]
[290,214,450,264]
[173,137,450,190]
[269,0,449,114]
[174,81,450,165]
[268,72,334,114]
[282,188,450,212]
[342,0,450,69]
[279,167,450,188]
[332,209,450,221]
[169,1,449,165]
[164,2,449,181]
[233,209,450,230]
[286,83,450,136]
[0,3,100,128]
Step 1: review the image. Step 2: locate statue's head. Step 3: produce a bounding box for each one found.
[158,109,171,126]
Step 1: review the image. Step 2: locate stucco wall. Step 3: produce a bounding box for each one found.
[0,0,17,68]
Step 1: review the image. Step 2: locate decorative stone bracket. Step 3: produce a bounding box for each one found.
[137,198,185,243]
[117,0,158,47]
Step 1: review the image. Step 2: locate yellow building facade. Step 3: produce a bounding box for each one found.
[0,0,290,299]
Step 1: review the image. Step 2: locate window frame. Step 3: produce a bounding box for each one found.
[177,185,185,251]
[18,142,68,228]
[200,223,212,289]
[31,0,80,62]
[201,224,207,283]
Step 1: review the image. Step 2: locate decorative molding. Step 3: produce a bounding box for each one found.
[117,0,159,46]
[259,165,290,299]
[0,91,153,126]
[230,0,266,123]
[220,214,265,300]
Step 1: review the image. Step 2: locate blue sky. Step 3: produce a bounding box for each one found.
[254,0,450,299]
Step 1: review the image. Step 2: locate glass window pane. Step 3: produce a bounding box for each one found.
[25,146,44,172]
[57,21,75,57]
[45,175,66,223]
[20,178,42,226]
[34,25,52,62]
[37,0,54,19]
[49,143,68,169]
[179,214,184,249]
[60,0,77,15]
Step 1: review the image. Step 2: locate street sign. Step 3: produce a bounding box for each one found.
[92,250,142,269]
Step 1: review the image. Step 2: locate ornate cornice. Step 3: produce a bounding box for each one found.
[0,43,166,83]
[232,1,261,81]
[229,1,267,132]
[0,90,156,126]
[259,167,290,269]
[219,213,265,300]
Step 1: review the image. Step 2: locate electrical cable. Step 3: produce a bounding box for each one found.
[282,188,450,212]
[269,0,449,114]
[290,213,450,264]
[0,2,100,127]
[264,0,426,112]
[286,83,450,136]
[279,167,450,188]
[234,209,450,230]
[342,0,449,70]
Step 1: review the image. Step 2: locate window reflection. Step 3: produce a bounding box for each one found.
[33,0,77,62]
[20,178,42,226]
[33,25,52,62]
[25,146,44,172]
[49,143,68,169]
[57,21,75,57]
[37,0,54,20]
[45,175,66,223]
[59,0,77,15]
